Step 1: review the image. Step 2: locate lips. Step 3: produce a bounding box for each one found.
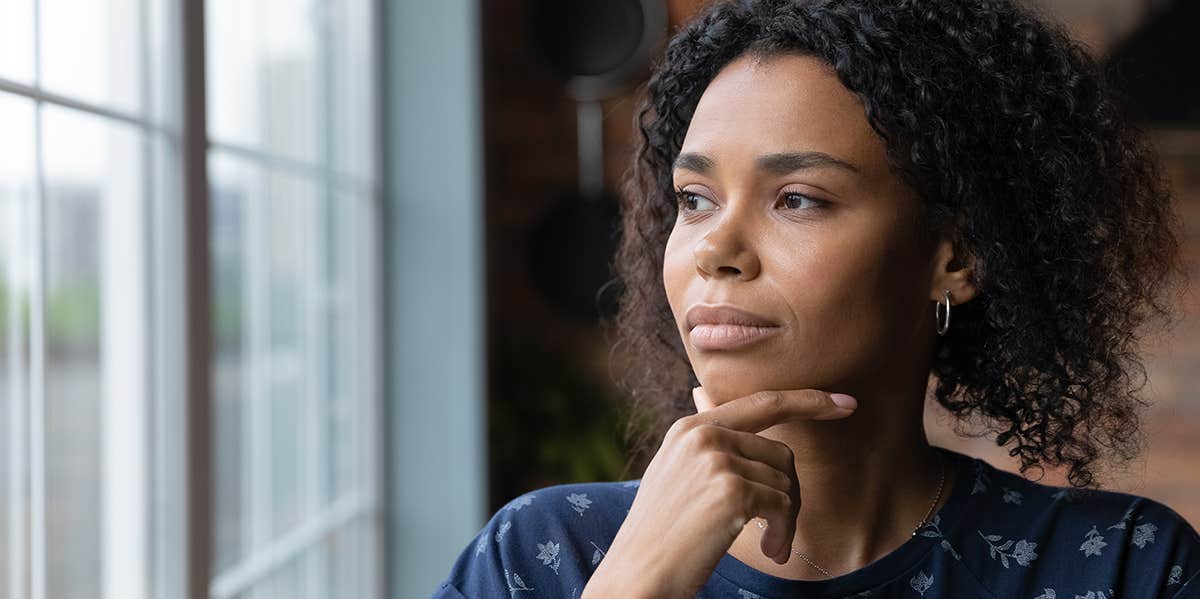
[685,304,780,330]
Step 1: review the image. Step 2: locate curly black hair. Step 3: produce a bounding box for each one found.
[609,0,1188,489]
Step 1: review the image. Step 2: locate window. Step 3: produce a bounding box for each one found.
[0,0,383,597]
[206,0,382,598]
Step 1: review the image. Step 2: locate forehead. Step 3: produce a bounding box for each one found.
[677,52,884,178]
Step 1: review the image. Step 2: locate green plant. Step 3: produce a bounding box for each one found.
[489,333,633,506]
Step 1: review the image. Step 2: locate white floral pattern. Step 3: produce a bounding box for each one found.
[495,520,512,543]
[535,540,562,575]
[1080,526,1107,557]
[504,568,535,596]
[1002,487,1024,505]
[1168,564,1183,585]
[1079,508,1157,560]
[917,514,962,560]
[442,457,1198,599]
[1132,522,1158,548]
[910,570,933,595]
[1034,587,1116,599]
[566,492,592,515]
[978,530,1038,567]
[506,495,535,512]
[588,540,606,566]
[1106,505,1135,531]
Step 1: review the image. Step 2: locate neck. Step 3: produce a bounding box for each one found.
[727,382,954,580]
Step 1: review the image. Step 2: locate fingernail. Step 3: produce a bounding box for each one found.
[830,393,858,410]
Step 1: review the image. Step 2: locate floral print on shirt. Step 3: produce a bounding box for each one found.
[433,452,1200,599]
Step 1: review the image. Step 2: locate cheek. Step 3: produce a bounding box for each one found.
[662,230,690,320]
[767,233,897,362]
[774,251,862,346]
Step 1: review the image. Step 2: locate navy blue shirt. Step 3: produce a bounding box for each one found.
[432,446,1200,598]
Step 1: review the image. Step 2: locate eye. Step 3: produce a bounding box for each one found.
[779,191,827,211]
[674,187,717,213]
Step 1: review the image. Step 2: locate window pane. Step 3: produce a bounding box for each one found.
[0,91,37,599]
[41,105,149,599]
[210,152,251,574]
[0,0,35,83]
[225,523,376,599]
[40,0,143,113]
[209,165,379,596]
[210,152,324,572]
[207,0,320,165]
[328,517,378,598]
[212,148,365,586]
[328,189,379,503]
[330,0,377,182]
[207,0,380,594]
[265,168,316,541]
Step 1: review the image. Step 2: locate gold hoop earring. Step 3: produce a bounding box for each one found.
[936,289,953,336]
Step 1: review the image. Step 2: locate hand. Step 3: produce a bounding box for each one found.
[584,387,858,598]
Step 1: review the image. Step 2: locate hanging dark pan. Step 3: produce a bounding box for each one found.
[524,0,667,323]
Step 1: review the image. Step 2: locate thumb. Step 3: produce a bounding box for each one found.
[692,386,715,413]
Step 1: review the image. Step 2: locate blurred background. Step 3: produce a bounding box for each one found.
[0,0,1195,598]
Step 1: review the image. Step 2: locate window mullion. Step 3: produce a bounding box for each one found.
[307,1,338,596]
[27,0,46,597]
[5,111,32,599]
[181,0,214,597]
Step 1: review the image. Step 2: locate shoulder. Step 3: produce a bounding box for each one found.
[432,478,641,598]
[956,456,1200,599]
[969,455,1195,530]
[485,478,641,547]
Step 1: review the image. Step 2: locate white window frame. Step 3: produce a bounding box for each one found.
[1,0,174,595]
[1,0,386,597]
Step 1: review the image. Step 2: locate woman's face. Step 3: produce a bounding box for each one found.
[664,52,943,403]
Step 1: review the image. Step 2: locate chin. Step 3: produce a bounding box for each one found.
[695,369,824,405]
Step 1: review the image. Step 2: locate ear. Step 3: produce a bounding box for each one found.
[928,237,979,306]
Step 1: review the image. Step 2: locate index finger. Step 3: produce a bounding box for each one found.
[691,387,857,433]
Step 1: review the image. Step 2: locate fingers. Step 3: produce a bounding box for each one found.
[688,387,857,433]
[725,429,796,479]
[693,386,716,413]
[684,385,853,565]
[741,479,797,565]
[691,428,801,564]
[725,431,801,562]
[722,451,794,496]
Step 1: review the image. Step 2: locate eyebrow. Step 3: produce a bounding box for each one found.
[672,151,861,176]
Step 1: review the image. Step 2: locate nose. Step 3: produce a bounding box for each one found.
[693,208,761,280]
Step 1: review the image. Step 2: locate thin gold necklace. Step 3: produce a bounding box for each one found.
[752,450,948,579]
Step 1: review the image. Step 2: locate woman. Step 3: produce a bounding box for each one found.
[434,0,1199,597]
